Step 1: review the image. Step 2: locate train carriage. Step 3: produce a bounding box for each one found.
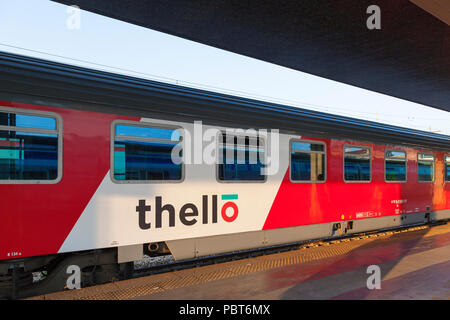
[0,52,449,298]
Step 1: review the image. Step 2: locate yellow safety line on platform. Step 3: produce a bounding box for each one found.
[27,223,450,300]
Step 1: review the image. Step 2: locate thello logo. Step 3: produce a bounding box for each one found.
[136,194,239,229]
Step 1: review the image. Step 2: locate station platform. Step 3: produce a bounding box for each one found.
[29,222,450,300]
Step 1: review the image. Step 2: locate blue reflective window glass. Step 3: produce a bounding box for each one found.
[292,141,324,152]
[418,153,434,182]
[115,124,180,141]
[385,150,406,181]
[0,112,56,130]
[344,146,371,181]
[445,156,450,182]
[218,135,265,181]
[0,130,58,180]
[291,141,325,182]
[114,124,182,181]
[418,153,434,162]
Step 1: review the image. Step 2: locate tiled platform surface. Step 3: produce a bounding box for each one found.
[29,222,450,300]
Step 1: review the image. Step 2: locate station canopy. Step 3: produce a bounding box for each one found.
[53,0,450,112]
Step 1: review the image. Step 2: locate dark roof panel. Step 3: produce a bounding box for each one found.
[52,0,450,111]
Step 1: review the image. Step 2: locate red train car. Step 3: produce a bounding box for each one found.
[0,52,449,298]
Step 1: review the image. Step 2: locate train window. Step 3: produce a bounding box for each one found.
[417,153,434,182]
[112,122,183,182]
[385,150,406,182]
[446,156,450,182]
[0,108,61,183]
[290,140,326,182]
[217,133,265,182]
[344,146,371,182]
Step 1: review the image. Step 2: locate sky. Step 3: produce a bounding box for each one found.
[0,0,449,135]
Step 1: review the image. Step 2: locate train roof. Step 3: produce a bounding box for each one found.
[0,51,449,151]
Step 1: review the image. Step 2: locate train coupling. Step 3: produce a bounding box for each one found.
[144,242,171,257]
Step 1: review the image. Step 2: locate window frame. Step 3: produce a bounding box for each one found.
[343,144,372,183]
[384,149,407,183]
[216,130,267,183]
[445,155,450,183]
[289,138,327,183]
[110,119,184,184]
[0,106,63,184]
[417,152,435,183]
